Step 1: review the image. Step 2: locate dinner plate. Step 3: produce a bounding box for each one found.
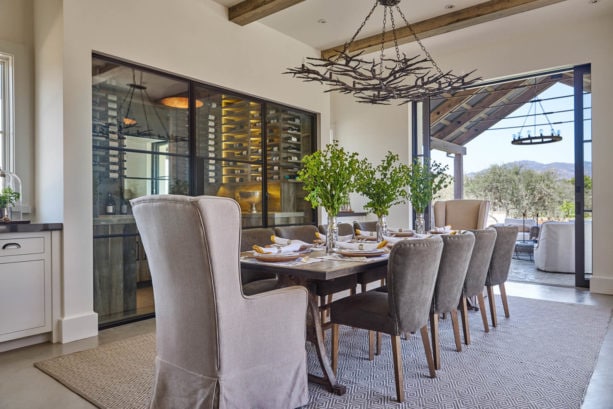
[338,249,385,257]
[253,252,302,262]
[355,234,377,241]
[390,231,414,237]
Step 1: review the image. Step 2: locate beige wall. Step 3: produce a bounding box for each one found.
[331,1,613,294]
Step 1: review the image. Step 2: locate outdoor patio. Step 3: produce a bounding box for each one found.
[508,257,579,287]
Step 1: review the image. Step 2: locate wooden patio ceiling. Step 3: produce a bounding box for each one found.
[429,71,586,150]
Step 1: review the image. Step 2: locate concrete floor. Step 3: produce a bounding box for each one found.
[0,282,611,409]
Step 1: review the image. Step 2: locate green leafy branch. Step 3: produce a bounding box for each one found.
[355,152,410,217]
[297,142,361,216]
[0,187,20,208]
[406,159,453,213]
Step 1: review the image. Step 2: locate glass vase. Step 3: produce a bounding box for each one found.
[326,215,338,254]
[415,212,426,235]
[376,215,388,242]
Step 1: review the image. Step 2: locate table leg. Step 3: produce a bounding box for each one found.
[306,293,347,395]
[277,275,346,395]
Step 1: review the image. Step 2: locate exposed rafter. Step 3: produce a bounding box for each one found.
[321,0,566,59]
[229,0,305,26]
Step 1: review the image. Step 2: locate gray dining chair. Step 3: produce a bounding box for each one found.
[460,228,497,345]
[131,195,309,409]
[330,236,443,403]
[486,225,519,327]
[241,227,279,295]
[353,220,386,292]
[318,222,354,237]
[430,232,475,369]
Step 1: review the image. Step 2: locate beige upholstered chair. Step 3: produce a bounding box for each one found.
[534,221,575,273]
[131,195,309,409]
[241,227,278,295]
[460,228,497,345]
[485,225,519,327]
[430,232,475,369]
[330,237,443,403]
[433,199,490,230]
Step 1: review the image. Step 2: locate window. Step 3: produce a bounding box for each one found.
[0,52,14,171]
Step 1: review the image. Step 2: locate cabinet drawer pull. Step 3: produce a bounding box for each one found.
[2,243,21,250]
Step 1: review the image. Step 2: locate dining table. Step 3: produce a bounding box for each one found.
[241,249,389,395]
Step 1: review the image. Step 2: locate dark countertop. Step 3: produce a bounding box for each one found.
[0,222,63,233]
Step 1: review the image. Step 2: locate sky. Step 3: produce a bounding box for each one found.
[431,82,591,174]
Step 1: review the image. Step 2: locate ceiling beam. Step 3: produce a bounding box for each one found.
[430,138,466,155]
[321,0,566,59]
[229,0,305,26]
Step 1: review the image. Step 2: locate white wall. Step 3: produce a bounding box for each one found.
[0,0,34,213]
[32,0,331,341]
[330,1,613,294]
[331,93,411,228]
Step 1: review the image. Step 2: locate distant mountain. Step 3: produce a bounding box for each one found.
[467,161,592,180]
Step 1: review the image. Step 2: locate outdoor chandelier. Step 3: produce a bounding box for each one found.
[284,0,481,105]
[511,81,562,145]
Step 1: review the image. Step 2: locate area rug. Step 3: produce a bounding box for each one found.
[35,296,611,409]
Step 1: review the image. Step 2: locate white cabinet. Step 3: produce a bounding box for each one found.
[0,232,51,342]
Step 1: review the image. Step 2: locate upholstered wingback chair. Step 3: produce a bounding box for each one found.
[433,200,490,230]
[131,195,309,409]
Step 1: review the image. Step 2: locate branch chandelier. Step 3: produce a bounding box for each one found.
[284,0,481,105]
[511,78,562,145]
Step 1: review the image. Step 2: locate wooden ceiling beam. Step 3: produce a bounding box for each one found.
[322,0,566,59]
[229,0,305,26]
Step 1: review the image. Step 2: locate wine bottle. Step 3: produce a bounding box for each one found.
[105,193,116,215]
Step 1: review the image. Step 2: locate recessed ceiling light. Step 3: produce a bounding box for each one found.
[444,4,455,9]
[317,18,327,24]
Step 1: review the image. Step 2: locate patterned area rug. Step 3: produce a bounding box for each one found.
[35,296,611,409]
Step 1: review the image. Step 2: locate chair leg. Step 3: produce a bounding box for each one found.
[420,325,436,378]
[460,295,471,345]
[477,292,490,333]
[331,323,339,375]
[361,282,367,293]
[376,332,382,355]
[450,309,462,352]
[487,285,498,327]
[430,312,441,370]
[320,295,327,324]
[368,330,375,361]
[391,335,405,403]
[500,282,510,318]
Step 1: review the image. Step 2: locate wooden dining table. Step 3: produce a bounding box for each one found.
[241,250,389,395]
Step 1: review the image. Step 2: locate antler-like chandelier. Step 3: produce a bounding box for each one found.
[284,0,481,105]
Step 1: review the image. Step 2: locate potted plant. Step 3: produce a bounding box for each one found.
[355,152,410,240]
[0,187,20,221]
[406,159,453,234]
[297,141,361,252]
